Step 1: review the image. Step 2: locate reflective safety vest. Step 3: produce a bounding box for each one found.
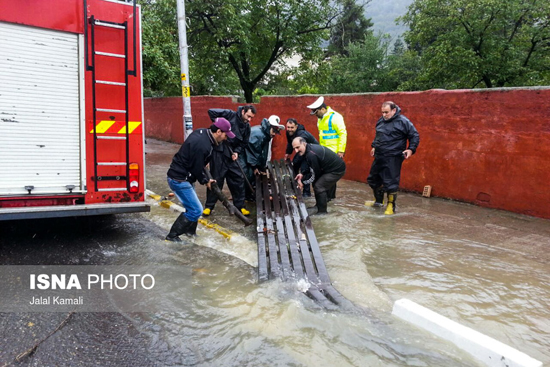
[317,107,347,154]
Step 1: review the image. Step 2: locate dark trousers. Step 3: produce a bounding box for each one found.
[205,151,245,210]
[313,171,345,196]
[367,155,404,193]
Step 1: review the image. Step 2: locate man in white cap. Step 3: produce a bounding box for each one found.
[243,115,285,200]
[306,96,347,200]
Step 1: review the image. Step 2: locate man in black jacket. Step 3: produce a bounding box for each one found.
[366,101,420,215]
[203,105,256,216]
[292,137,346,215]
[165,118,234,241]
[284,118,318,197]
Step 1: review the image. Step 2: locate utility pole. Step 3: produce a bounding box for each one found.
[176,0,193,140]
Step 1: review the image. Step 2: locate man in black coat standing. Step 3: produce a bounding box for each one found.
[292,137,346,215]
[203,105,256,216]
[366,101,419,215]
[284,118,319,197]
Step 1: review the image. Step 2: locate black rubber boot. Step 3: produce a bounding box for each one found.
[366,187,385,207]
[314,191,328,215]
[375,187,384,204]
[165,213,192,242]
[185,221,199,237]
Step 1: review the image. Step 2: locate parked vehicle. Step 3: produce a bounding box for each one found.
[0,0,149,220]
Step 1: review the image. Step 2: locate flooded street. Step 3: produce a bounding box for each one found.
[1,138,548,366]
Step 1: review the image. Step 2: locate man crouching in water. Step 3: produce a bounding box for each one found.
[292,137,346,215]
[165,118,235,241]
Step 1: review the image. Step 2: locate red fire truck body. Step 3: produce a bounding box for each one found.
[0,0,150,220]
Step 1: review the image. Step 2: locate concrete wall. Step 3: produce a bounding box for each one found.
[144,88,550,219]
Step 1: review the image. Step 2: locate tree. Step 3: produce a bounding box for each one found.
[140,0,241,97]
[328,33,391,93]
[382,37,423,91]
[401,0,550,89]
[140,0,181,97]
[187,0,338,102]
[328,0,374,56]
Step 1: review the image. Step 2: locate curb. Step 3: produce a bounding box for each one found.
[392,299,542,367]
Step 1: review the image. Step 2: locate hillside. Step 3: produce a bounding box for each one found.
[365,0,413,42]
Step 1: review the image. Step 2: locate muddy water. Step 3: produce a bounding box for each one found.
[5,139,543,366]
[137,138,550,366]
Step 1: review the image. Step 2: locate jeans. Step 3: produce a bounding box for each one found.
[167,177,203,221]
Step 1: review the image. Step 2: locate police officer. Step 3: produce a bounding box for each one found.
[306,96,347,200]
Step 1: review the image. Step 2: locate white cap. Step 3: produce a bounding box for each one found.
[268,115,285,130]
[306,96,324,110]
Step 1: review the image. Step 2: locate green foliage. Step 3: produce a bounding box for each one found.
[328,0,374,56]
[401,0,550,89]
[139,0,241,97]
[140,0,180,97]
[328,33,391,92]
[186,0,334,102]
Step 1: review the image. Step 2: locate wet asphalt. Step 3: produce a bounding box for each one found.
[0,215,163,367]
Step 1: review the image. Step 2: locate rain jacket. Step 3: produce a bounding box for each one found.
[167,128,216,184]
[371,106,419,157]
[245,118,272,171]
[208,106,251,159]
[285,123,319,155]
[317,107,347,153]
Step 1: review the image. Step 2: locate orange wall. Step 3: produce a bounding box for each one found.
[144,88,550,219]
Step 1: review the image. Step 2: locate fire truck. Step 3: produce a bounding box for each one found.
[0,0,150,220]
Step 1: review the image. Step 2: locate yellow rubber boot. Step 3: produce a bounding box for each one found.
[241,208,250,216]
[384,193,397,215]
[202,208,211,216]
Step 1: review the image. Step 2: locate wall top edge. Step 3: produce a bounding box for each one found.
[259,86,550,99]
[144,86,550,101]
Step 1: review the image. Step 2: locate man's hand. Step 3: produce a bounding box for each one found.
[254,168,267,176]
[232,152,238,161]
[284,154,290,161]
[370,148,375,157]
[403,149,413,159]
[338,152,344,159]
[206,179,216,190]
[294,173,304,189]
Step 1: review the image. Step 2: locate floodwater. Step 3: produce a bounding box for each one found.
[1,138,548,366]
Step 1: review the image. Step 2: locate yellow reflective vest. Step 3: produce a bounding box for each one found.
[317,107,347,153]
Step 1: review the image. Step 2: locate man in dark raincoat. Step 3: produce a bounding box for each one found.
[366,101,419,215]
